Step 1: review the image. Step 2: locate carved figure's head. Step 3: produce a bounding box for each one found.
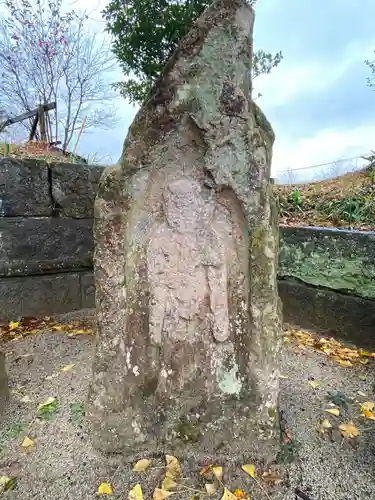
[163,178,203,230]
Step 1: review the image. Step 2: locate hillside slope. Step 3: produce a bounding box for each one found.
[273,167,375,231]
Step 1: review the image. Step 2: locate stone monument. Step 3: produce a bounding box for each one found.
[88,0,282,462]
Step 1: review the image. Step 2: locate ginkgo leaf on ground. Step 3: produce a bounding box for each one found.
[241,464,256,478]
[98,482,113,495]
[308,380,320,389]
[212,466,223,481]
[360,402,375,420]
[325,408,340,417]
[334,358,352,367]
[9,321,20,330]
[37,396,57,411]
[128,484,144,500]
[152,488,174,500]
[360,402,375,411]
[61,364,74,372]
[21,436,35,448]
[165,455,181,478]
[0,476,11,487]
[0,475,15,492]
[161,476,177,491]
[205,483,217,495]
[221,488,237,499]
[234,489,249,499]
[339,421,360,438]
[133,459,151,472]
[319,419,332,433]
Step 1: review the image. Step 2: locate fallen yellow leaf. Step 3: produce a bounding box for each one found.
[308,380,320,389]
[221,488,237,500]
[279,374,289,380]
[152,488,173,500]
[128,484,144,500]
[212,466,223,481]
[161,476,177,491]
[319,419,332,433]
[52,325,65,331]
[335,358,352,367]
[359,358,369,365]
[68,329,92,337]
[133,459,151,472]
[9,321,20,330]
[360,402,375,420]
[0,476,12,487]
[98,482,113,495]
[325,408,340,417]
[339,421,360,438]
[21,436,35,448]
[205,483,217,495]
[38,396,56,411]
[359,375,367,381]
[359,350,371,356]
[361,402,375,412]
[61,364,75,372]
[234,489,249,499]
[361,409,375,420]
[165,455,181,479]
[241,464,256,478]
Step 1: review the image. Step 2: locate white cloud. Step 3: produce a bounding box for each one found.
[255,38,375,109]
[272,124,374,176]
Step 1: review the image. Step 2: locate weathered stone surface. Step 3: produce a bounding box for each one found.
[0,218,93,276]
[50,163,105,218]
[279,226,375,300]
[0,158,52,216]
[88,0,282,462]
[0,272,87,321]
[81,271,95,309]
[0,351,9,413]
[279,279,375,350]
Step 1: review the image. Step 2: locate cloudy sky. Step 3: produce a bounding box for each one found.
[77,0,375,176]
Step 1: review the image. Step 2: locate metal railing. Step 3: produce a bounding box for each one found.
[273,152,372,185]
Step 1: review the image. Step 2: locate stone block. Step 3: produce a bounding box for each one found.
[0,158,52,216]
[50,163,105,218]
[279,279,375,350]
[279,226,375,300]
[0,217,93,276]
[81,271,95,309]
[0,273,83,321]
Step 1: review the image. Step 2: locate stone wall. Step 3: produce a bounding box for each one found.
[1,158,374,347]
[0,157,104,321]
[279,226,375,349]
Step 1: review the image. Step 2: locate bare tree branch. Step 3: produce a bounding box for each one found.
[0,0,118,150]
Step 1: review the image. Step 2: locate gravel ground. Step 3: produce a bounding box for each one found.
[0,310,374,500]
